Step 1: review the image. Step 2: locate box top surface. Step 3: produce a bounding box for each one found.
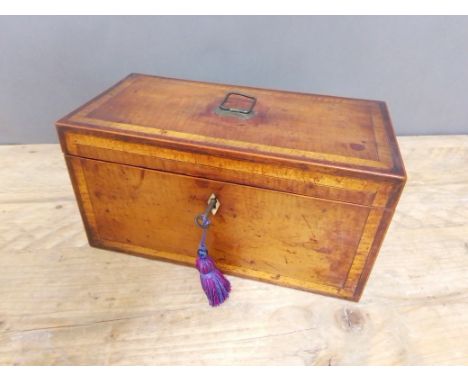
[57,73,406,179]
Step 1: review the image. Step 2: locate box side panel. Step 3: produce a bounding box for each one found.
[347,178,405,300]
[65,155,399,300]
[350,208,398,300]
[64,154,100,245]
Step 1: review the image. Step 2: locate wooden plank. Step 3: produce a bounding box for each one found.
[0,136,467,365]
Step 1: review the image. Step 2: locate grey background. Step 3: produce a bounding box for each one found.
[1,16,467,144]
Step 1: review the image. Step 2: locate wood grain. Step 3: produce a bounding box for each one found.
[0,136,467,365]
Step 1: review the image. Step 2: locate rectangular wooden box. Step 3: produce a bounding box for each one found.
[56,73,406,301]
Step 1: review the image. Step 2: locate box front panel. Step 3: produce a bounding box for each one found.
[67,156,379,299]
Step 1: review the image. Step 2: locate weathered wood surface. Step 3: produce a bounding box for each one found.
[0,135,467,365]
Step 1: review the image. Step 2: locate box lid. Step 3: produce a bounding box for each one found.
[57,73,406,180]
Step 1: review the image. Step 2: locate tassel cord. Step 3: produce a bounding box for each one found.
[197,215,209,259]
[194,197,216,257]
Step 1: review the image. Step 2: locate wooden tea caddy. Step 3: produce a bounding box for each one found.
[56,74,406,301]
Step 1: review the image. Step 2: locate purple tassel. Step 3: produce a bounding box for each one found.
[196,248,231,307]
[195,206,230,307]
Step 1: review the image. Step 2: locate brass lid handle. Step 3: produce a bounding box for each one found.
[218,92,256,115]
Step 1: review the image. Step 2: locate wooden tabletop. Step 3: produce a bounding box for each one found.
[0,136,467,365]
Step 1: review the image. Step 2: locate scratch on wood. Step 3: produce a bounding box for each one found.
[301,214,312,229]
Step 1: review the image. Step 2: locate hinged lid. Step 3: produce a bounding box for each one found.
[57,73,406,180]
